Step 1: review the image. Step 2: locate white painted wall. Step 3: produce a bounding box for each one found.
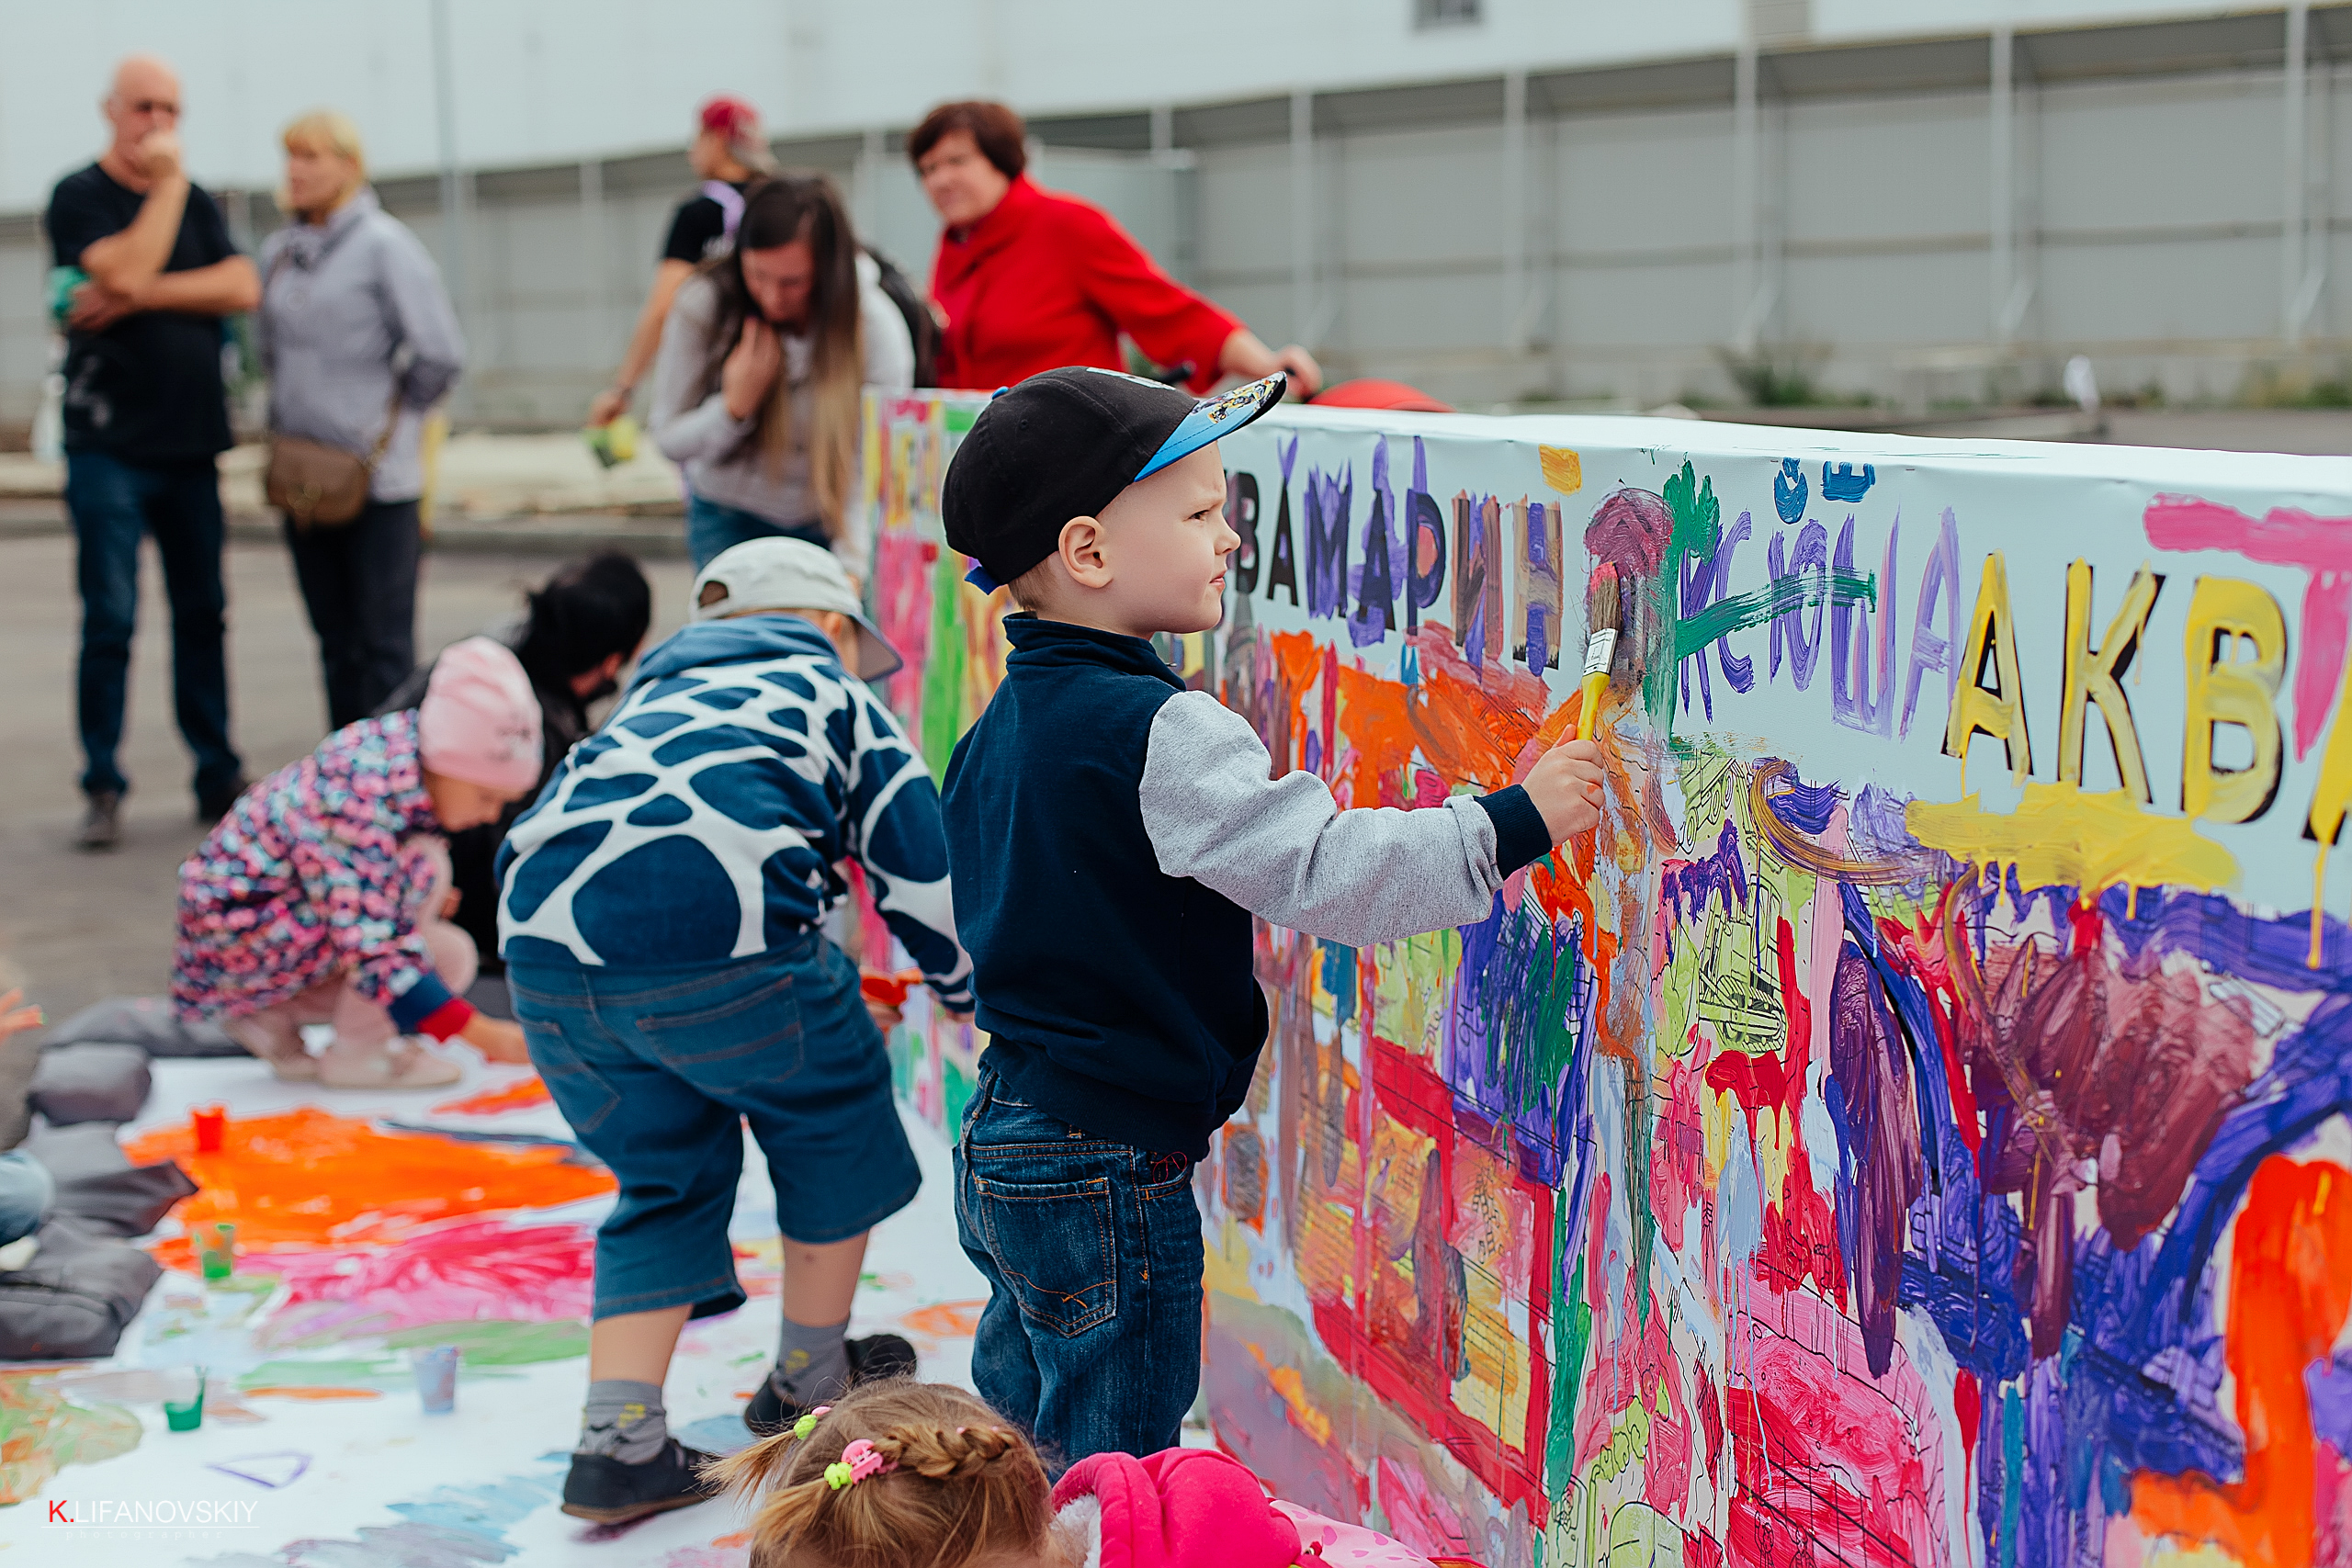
[0,0,2282,212]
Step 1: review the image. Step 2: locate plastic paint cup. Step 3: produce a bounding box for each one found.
[191,1105,226,1153]
[410,1345,459,1414]
[199,1222,236,1282]
[162,1367,206,1432]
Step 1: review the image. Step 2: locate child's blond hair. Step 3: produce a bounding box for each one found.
[711,1380,1053,1568]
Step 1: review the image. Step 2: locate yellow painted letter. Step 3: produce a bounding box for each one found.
[2058,561,2161,803]
[1943,551,2032,784]
[2181,575,2287,823]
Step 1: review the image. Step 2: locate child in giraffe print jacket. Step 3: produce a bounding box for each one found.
[494,537,972,1526]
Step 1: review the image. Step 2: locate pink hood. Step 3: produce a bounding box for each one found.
[1053,1450,1300,1568]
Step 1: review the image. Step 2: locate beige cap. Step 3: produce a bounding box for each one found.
[689,537,903,681]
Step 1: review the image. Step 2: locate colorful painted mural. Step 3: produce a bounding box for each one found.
[856,389,2352,1568]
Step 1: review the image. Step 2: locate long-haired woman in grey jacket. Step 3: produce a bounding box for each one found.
[261,110,465,728]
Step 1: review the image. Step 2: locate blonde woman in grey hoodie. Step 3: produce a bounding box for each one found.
[260,110,465,728]
[648,175,911,576]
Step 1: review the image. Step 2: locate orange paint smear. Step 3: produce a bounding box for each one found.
[899,1300,986,1337]
[127,1107,614,1269]
[2133,1156,2352,1568]
[429,1075,552,1116]
[242,1386,381,1401]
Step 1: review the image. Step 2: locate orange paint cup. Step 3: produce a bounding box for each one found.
[192,1105,226,1154]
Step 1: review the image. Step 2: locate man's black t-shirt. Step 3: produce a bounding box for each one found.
[659,180,749,265]
[46,164,239,463]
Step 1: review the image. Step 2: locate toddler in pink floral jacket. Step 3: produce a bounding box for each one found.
[172,637,543,1089]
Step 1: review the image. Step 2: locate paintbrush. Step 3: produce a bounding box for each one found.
[1574,565,1622,741]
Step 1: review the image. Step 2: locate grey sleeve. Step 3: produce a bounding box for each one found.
[650,274,753,461]
[1139,690,1507,948]
[379,219,466,408]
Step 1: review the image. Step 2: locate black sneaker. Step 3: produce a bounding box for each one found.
[196,776,248,826]
[560,1438,719,1523]
[76,791,122,852]
[743,1333,920,1437]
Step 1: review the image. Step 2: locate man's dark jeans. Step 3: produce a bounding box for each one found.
[284,498,420,728]
[65,449,241,801]
[954,1066,1205,1468]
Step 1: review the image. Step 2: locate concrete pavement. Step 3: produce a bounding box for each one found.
[0,535,695,1023]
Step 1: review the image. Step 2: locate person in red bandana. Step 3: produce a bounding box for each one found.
[909,100,1320,398]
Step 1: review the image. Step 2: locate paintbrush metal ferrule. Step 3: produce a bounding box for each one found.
[1581,628,1619,678]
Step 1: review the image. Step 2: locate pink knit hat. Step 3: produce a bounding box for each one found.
[418,637,541,794]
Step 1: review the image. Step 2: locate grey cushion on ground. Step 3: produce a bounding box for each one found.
[0,1213,164,1359]
[28,1043,151,1126]
[46,997,243,1058]
[51,1161,197,1240]
[0,1022,34,1153]
[17,1120,130,1183]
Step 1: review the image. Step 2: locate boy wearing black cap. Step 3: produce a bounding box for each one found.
[939,366,1606,1466]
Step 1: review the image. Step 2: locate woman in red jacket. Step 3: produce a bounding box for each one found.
[910,100,1320,397]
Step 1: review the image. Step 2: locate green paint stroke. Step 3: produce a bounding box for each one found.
[385,1319,589,1367]
[1545,1247,1594,1504]
[239,1357,399,1388]
[0,1373,141,1506]
[1663,460,1720,562]
[919,543,970,779]
[1676,567,1878,660]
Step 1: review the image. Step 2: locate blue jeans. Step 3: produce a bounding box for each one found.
[685,491,829,571]
[65,450,241,800]
[0,1151,55,1247]
[955,1066,1204,1466]
[510,935,920,1321]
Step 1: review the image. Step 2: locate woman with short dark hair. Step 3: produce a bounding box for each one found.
[907,98,1319,397]
[648,175,912,573]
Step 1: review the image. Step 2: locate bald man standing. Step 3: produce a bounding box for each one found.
[45,56,258,851]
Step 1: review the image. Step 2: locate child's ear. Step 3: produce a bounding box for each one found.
[1058,515,1113,589]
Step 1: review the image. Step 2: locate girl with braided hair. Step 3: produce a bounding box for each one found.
[711,1379,1457,1568]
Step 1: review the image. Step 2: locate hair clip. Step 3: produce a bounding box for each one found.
[791,1405,831,1441]
[824,1438,895,1490]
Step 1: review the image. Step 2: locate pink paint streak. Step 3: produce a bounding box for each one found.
[254,1218,594,1344]
[2144,493,2352,760]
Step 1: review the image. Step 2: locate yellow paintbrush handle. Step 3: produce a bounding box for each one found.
[1575,670,1608,740]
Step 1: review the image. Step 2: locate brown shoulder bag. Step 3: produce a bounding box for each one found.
[266,389,401,529]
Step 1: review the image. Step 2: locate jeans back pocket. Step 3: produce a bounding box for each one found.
[969,1171,1118,1337]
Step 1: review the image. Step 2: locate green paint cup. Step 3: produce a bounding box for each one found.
[199,1223,236,1282]
[162,1367,205,1432]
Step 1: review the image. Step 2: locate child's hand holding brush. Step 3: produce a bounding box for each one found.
[1522,559,1623,845]
[1524,739,1607,841]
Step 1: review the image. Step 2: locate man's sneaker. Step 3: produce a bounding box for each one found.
[76,792,122,852]
[196,776,248,826]
[742,1333,920,1437]
[559,1439,719,1523]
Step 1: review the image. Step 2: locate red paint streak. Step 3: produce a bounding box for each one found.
[1650,1056,1707,1252]
[1876,895,1981,1156]
[1303,1041,1552,1526]
[2144,493,2352,761]
[1724,1325,1939,1567]
[1704,919,1848,1308]
[1954,1368,1982,1510]
[2134,1156,2352,1568]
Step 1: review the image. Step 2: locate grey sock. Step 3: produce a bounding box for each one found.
[577,1379,668,1463]
[773,1315,852,1407]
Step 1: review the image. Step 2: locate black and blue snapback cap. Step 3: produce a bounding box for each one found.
[943,366,1286,592]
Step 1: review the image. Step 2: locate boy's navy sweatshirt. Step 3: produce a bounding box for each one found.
[941,615,1554,1160]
